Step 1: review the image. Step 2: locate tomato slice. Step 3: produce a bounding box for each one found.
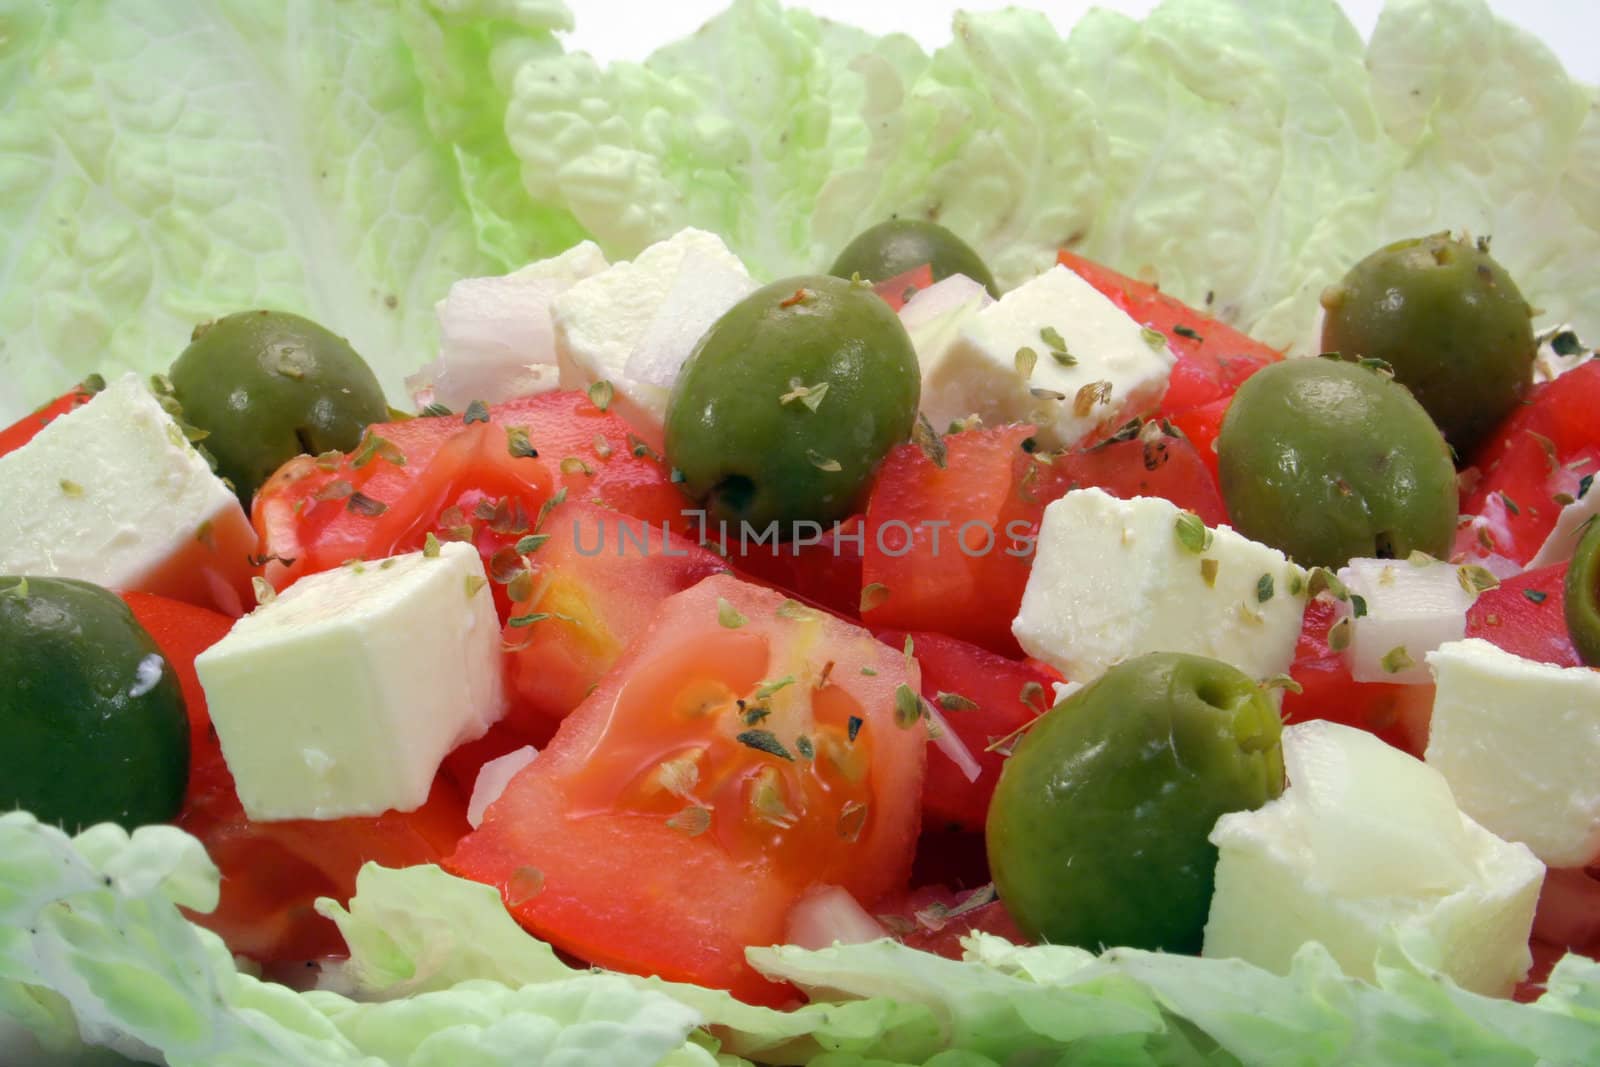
[0,381,100,458]
[862,425,1041,656]
[1457,362,1600,566]
[253,391,688,619]
[871,263,936,312]
[1055,250,1281,415]
[878,629,1054,834]
[1165,393,1232,486]
[447,574,926,1004]
[123,592,469,962]
[1465,563,1581,668]
[502,500,728,738]
[730,514,866,619]
[1049,427,1227,527]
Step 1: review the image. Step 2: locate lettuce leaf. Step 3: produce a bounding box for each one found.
[3,0,1594,425]
[0,0,563,417]
[9,817,1600,1067]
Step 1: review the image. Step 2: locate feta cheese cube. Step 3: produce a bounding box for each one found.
[195,543,505,821]
[0,374,255,616]
[1205,720,1543,996]
[1013,488,1306,683]
[1335,556,1481,684]
[920,265,1174,448]
[554,228,753,447]
[1425,638,1600,867]
[407,241,609,411]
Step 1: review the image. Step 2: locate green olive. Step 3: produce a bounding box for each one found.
[1217,357,1458,569]
[1564,517,1600,667]
[1320,233,1536,457]
[986,652,1284,953]
[170,310,389,504]
[828,219,999,298]
[0,577,188,830]
[665,275,920,529]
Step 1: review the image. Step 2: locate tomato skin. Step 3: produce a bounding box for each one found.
[1165,394,1231,487]
[253,391,689,618]
[1465,563,1581,668]
[0,384,98,458]
[870,263,936,312]
[729,514,866,620]
[862,426,1041,656]
[881,884,1026,960]
[122,593,469,962]
[503,501,729,736]
[878,630,1053,834]
[1281,598,1433,758]
[447,574,926,1005]
[1049,431,1227,527]
[1457,362,1600,566]
[1055,250,1280,416]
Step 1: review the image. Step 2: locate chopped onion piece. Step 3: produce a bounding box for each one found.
[897,272,993,333]
[1336,557,1480,685]
[783,884,888,950]
[467,746,539,828]
[923,701,981,783]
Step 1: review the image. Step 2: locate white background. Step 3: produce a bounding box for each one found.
[565,0,1599,85]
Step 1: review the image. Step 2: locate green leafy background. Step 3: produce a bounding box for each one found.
[1,0,1595,419]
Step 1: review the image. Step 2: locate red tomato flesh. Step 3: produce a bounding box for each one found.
[503,500,729,738]
[878,629,1054,834]
[123,592,470,963]
[447,574,927,1005]
[1055,250,1281,416]
[0,382,99,458]
[862,425,1042,657]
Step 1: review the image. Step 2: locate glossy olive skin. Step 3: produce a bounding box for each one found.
[1565,517,1600,667]
[665,275,920,529]
[0,577,188,830]
[1320,233,1535,457]
[828,219,999,298]
[986,652,1284,953]
[1218,358,1458,569]
[170,310,388,504]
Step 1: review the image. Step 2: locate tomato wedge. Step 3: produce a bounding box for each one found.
[0,379,100,458]
[253,391,688,618]
[878,629,1054,834]
[447,574,926,1004]
[861,425,1041,656]
[1056,250,1281,415]
[502,500,728,739]
[1456,362,1600,566]
[123,591,468,962]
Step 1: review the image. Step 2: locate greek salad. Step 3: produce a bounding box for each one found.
[5,1,1600,1065]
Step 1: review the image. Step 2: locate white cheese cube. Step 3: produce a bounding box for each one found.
[1012,488,1306,683]
[195,543,505,821]
[1205,720,1543,997]
[0,374,255,616]
[1335,556,1481,684]
[554,228,752,448]
[920,265,1174,448]
[1425,638,1600,868]
[407,241,609,411]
